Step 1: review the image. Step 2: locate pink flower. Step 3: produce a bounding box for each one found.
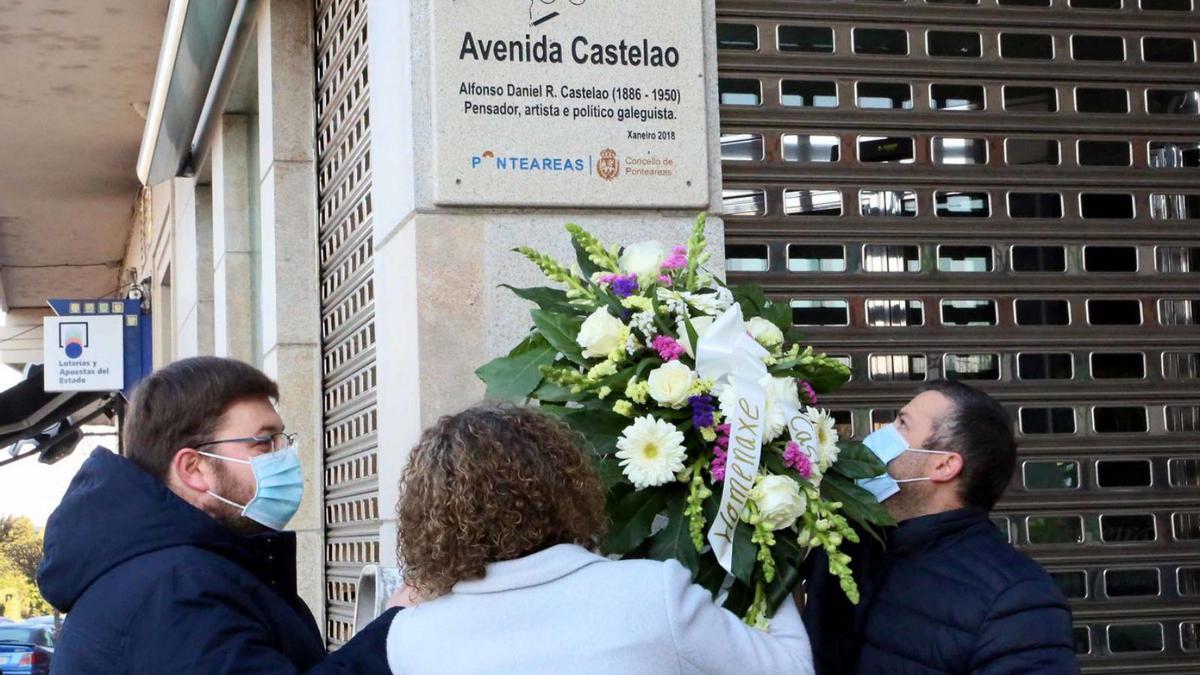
[651,335,686,362]
[658,275,673,286]
[711,446,727,482]
[660,245,688,271]
[798,380,818,406]
[784,441,814,479]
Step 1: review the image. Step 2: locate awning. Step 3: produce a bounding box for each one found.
[0,365,115,468]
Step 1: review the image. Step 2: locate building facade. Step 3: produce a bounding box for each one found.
[119,0,1196,671]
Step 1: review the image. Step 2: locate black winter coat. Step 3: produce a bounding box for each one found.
[37,447,395,674]
[802,507,1079,675]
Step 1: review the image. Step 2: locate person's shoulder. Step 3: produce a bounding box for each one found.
[948,524,1063,596]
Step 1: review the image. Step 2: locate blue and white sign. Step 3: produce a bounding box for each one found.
[43,314,124,392]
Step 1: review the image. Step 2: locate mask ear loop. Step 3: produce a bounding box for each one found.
[891,448,958,483]
[197,451,253,510]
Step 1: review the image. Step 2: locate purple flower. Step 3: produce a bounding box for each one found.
[652,335,686,362]
[689,394,715,429]
[784,440,814,479]
[798,380,818,406]
[711,447,728,482]
[611,274,639,298]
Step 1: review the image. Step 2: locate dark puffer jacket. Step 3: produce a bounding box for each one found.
[37,447,395,674]
[802,507,1079,675]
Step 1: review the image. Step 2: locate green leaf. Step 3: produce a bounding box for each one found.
[530,379,590,403]
[603,489,667,555]
[594,456,627,489]
[572,236,602,279]
[501,285,582,316]
[730,284,769,317]
[648,495,700,575]
[531,309,586,365]
[563,408,628,456]
[794,361,851,393]
[474,334,557,402]
[730,518,757,586]
[695,555,728,601]
[829,440,887,480]
[761,299,793,335]
[821,474,896,530]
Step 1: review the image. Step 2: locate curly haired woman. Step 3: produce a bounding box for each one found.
[383,404,814,674]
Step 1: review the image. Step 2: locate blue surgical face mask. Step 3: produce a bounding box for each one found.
[200,445,304,531]
[855,425,953,503]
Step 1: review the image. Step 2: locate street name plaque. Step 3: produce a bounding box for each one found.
[430,0,709,208]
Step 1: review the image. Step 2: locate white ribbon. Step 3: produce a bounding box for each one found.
[695,305,769,572]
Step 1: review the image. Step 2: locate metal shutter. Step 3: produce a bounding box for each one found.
[716,1,1200,671]
[314,0,379,647]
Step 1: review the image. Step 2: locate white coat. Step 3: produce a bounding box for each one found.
[385,543,814,674]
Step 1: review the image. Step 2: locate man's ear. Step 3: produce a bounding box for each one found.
[929,451,964,484]
[171,448,214,495]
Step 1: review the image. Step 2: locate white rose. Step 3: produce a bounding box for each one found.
[619,241,666,280]
[576,308,626,359]
[676,315,715,358]
[753,474,807,531]
[745,317,784,350]
[647,360,697,408]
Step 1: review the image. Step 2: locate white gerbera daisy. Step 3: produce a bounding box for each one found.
[805,408,840,471]
[616,416,687,489]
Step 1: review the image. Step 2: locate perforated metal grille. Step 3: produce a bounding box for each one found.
[717,1,1200,670]
[314,0,378,647]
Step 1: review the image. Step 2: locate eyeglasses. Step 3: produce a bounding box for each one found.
[195,432,297,453]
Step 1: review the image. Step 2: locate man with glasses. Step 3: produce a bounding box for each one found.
[800,380,1080,674]
[37,357,395,673]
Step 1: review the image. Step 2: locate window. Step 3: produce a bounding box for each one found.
[1072,0,1122,6]
[1051,571,1088,598]
[778,26,835,53]
[781,80,838,108]
[1006,139,1060,165]
[1167,405,1200,432]
[1101,514,1156,541]
[1091,352,1146,378]
[1001,33,1054,60]
[1108,624,1164,653]
[1021,407,1076,434]
[1016,299,1071,325]
[1084,246,1138,272]
[928,31,982,58]
[1071,35,1126,61]
[1027,515,1084,544]
[1097,459,1153,487]
[1142,37,1196,63]
[856,82,913,109]
[938,245,993,271]
[854,28,909,55]
[1005,86,1059,112]
[863,244,921,271]
[858,136,915,163]
[1163,352,1200,379]
[1088,299,1142,324]
[782,134,840,162]
[788,244,846,272]
[720,134,764,161]
[784,189,843,216]
[942,299,998,326]
[1179,567,1200,595]
[1078,140,1132,166]
[717,24,759,50]
[1150,193,1200,219]
[932,137,987,165]
[860,190,918,217]
[719,78,761,105]
[1080,193,1135,219]
[1076,88,1130,113]
[1012,245,1067,271]
[1149,141,1200,168]
[931,84,985,111]
[1001,0,1052,5]
[1024,461,1081,489]
[868,354,928,380]
[1018,353,1074,379]
[1169,458,1200,486]
[1141,0,1192,9]
[945,353,1001,380]
[1174,512,1200,540]
[1105,569,1160,597]
[866,300,925,327]
[726,244,770,272]
[792,300,850,326]
[1160,299,1200,326]
[935,192,990,217]
[1146,89,1200,115]
[723,189,767,216]
[1158,247,1200,273]
[1094,406,1149,433]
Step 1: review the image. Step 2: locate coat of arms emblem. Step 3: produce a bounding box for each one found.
[597,148,619,181]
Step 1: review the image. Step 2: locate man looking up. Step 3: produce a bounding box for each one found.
[802,380,1079,674]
